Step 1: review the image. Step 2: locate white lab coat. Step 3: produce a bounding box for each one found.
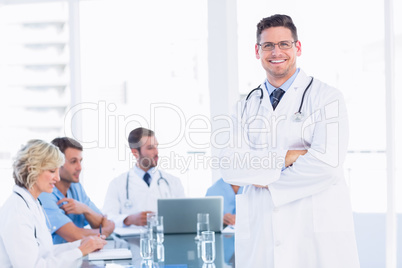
[0,185,82,268]
[103,167,185,227]
[221,70,360,268]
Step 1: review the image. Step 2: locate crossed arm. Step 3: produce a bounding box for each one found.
[253,149,307,188]
[56,198,115,242]
[221,150,307,224]
[285,150,308,167]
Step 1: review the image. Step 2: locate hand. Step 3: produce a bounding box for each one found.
[78,235,107,256]
[57,198,88,215]
[100,216,115,237]
[223,213,236,226]
[285,150,307,167]
[124,211,154,226]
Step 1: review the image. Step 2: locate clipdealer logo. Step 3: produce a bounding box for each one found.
[127,151,284,174]
[63,99,342,168]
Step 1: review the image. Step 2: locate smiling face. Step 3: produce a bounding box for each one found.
[31,168,60,199]
[255,26,301,88]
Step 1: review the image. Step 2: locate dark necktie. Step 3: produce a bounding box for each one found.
[143,172,151,186]
[270,88,285,110]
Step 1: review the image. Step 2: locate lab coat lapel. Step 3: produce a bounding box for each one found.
[289,70,310,93]
[271,70,310,113]
[131,167,149,189]
[255,71,311,150]
[14,185,39,209]
[259,81,273,113]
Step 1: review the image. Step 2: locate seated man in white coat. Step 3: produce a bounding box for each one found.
[103,127,185,227]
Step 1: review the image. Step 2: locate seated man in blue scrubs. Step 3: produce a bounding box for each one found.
[39,137,115,244]
[205,178,243,226]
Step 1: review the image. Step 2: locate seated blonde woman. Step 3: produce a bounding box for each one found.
[0,139,107,268]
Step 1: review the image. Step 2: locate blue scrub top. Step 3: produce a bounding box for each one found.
[205,178,243,215]
[39,182,102,244]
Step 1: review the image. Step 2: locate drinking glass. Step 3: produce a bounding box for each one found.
[195,213,209,240]
[146,212,156,240]
[201,231,215,263]
[140,259,154,268]
[202,264,216,268]
[140,230,153,260]
[155,243,165,263]
[154,215,164,244]
[146,212,156,230]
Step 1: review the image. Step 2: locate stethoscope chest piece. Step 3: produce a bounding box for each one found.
[124,200,133,209]
[292,112,304,122]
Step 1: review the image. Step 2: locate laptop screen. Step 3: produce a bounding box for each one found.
[157,197,223,234]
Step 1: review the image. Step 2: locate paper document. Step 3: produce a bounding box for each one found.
[88,248,132,261]
[221,225,235,234]
[113,226,146,237]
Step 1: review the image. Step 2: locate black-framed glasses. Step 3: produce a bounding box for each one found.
[258,40,297,51]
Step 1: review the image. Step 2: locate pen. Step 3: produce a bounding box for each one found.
[99,224,102,235]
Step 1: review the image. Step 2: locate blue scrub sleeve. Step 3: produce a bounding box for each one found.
[39,192,72,233]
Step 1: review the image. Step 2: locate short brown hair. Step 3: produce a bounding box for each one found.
[256,14,298,44]
[128,127,155,151]
[51,137,83,154]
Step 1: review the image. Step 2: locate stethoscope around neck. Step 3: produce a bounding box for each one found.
[124,170,171,209]
[14,190,55,237]
[242,76,314,122]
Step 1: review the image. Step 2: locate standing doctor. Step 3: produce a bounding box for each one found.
[103,127,185,227]
[221,14,360,268]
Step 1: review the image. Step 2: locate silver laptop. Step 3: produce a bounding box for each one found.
[157,196,223,234]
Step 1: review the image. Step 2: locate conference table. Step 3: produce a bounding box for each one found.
[81,232,236,268]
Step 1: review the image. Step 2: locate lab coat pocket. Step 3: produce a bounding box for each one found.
[235,194,251,239]
[312,184,354,233]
